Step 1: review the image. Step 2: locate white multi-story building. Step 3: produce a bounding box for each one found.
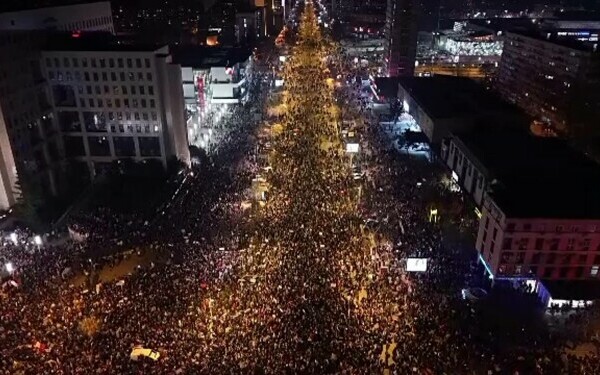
[41,38,190,177]
[0,2,115,210]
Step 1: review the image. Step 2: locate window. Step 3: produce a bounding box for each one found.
[523,224,531,231]
[133,99,138,108]
[559,268,569,278]
[102,72,107,81]
[93,72,99,82]
[137,72,143,81]
[142,112,148,120]
[54,58,60,67]
[109,58,114,68]
[97,99,103,107]
[104,85,109,94]
[579,254,587,263]
[134,112,140,120]
[89,98,95,107]
[556,225,564,232]
[91,58,96,68]
[567,238,576,251]
[582,238,591,251]
[146,72,152,81]
[535,238,543,249]
[136,58,142,68]
[151,112,157,120]
[125,112,131,120]
[128,72,135,81]
[46,58,52,67]
[111,72,116,81]
[127,58,132,68]
[122,85,128,95]
[144,58,150,68]
[115,99,121,107]
[149,99,155,108]
[113,86,120,95]
[141,99,147,108]
[124,99,129,107]
[95,86,101,95]
[85,72,90,81]
[72,58,79,68]
[120,72,125,81]
[544,267,554,278]
[518,238,528,250]
[549,238,559,251]
[148,86,154,95]
[591,265,599,277]
[82,58,88,67]
[107,99,112,108]
[63,57,70,67]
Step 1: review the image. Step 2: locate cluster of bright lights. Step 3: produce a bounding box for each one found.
[442,38,503,57]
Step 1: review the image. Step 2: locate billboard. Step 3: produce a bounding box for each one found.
[406,258,428,272]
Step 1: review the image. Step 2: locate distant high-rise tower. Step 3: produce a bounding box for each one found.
[384,0,418,77]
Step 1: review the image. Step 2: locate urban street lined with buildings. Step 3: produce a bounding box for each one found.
[0,2,599,374]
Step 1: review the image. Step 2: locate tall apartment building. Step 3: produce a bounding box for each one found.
[0,2,114,210]
[384,0,418,77]
[496,31,600,134]
[41,35,190,178]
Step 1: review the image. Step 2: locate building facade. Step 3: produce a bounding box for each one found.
[496,31,600,134]
[41,43,190,178]
[384,0,418,77]
[477,194,600,281]
[0,2,115,210]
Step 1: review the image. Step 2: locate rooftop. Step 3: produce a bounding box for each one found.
[0,1,106,13]
[507,30,599,53]
[171,45,252,68]
[43,32,163,52]
[454,126,600,219]
[541,280,600,301]
[398,76,521,120]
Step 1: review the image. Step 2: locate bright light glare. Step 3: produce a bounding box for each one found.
[10,232,17,244]
[34,235,42,245]
[5,262,14,273]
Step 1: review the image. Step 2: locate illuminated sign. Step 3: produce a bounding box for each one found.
[406,258,428,272]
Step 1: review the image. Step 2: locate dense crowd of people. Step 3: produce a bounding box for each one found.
[1,2,600,374]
